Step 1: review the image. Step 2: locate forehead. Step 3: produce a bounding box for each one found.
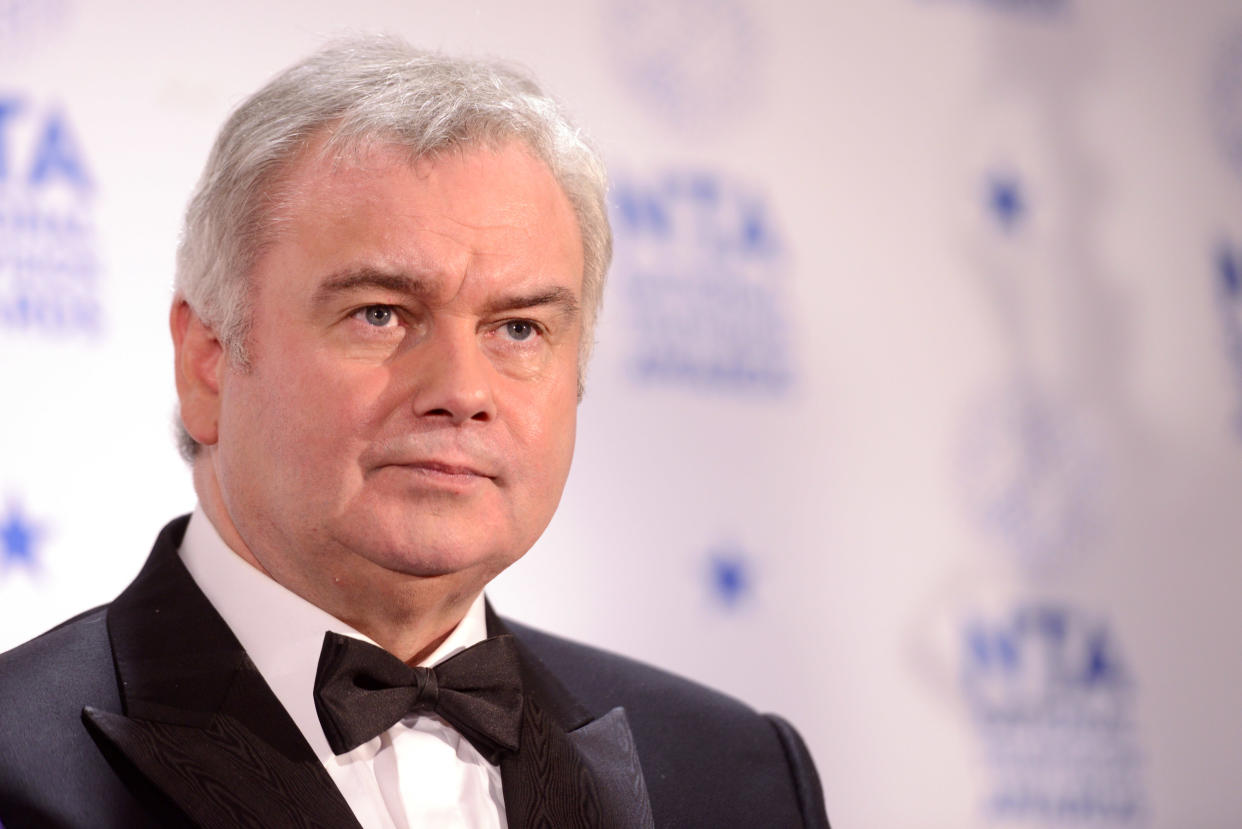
[256,135,584,304]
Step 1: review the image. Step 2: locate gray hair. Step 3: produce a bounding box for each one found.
[175,34,611,459]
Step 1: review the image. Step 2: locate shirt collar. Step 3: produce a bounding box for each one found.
[177,505,489,762]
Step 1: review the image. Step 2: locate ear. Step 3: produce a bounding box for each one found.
[171,298,223,447]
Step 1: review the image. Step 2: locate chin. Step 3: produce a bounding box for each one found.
[348,520,520,581]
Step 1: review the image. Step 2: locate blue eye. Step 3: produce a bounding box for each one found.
[363,306,393,326]
[505,320,535,341]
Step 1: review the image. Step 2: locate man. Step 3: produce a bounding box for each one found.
[0,36,829,828]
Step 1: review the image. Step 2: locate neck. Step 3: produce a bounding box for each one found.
[192,455,481,664]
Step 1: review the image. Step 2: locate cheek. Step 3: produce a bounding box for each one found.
[243,354,388,472]
[512,384,578,490]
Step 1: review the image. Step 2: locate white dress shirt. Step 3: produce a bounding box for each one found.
[178,506,507,829]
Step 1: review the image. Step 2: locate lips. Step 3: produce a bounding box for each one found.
[363,438,501,481]
[398,460,491,478]
[371,456,499,485]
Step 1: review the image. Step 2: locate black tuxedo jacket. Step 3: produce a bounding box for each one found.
[0,517,829,828]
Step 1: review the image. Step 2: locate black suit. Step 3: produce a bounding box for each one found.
[0,517,829,828]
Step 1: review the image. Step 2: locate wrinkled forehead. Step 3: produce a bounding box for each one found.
[259,127,573,246]
[247,132,584,307]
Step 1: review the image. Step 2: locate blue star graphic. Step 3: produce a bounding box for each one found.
[1218,244,1241,297]
[987,175,1025,232]
[708,550,751,607]
[1,502,42,569]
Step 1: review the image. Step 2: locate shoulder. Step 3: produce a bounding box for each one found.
[507,617,765,723]
[0,606,146,827]
[0,605,117,709]
[505,619,830,828]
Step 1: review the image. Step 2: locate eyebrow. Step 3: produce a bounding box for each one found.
[482,286,579,320]
[312,266,580,319]
[312,268,433,305]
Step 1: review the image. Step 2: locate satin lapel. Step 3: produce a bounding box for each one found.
[488,607,654,829]
[83,517,360,829]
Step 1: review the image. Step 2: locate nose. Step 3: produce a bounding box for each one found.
[405,324,497,424]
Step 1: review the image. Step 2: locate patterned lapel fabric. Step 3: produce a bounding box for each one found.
[488,608,655,829]
[85,517,361,828]
[498,700,654,829]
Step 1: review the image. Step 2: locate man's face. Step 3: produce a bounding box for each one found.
[208,138,583,598]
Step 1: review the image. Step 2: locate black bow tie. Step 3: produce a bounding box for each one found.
[312,631,524,763]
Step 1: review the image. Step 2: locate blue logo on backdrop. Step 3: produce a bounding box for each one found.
[961,602,1144,823]
[706,543,752,608]
[960,384,1100,575]
[610,168,795,393]
[986,173,1026,233]
[0,95,101,335]
[1212,241,1242,437]
[603,0,763,134]
[1210,26,1242,180]
[0,499,43,572]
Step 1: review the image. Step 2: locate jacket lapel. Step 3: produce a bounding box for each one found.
[488,608,654,829]
[82,517,652,828]
[83,517,360,829]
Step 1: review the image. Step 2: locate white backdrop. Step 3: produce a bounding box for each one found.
[3,1,1242,826]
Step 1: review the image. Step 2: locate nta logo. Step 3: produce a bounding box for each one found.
[961,602,1145,824]
[610,168,795,394]
[0,95,100,335]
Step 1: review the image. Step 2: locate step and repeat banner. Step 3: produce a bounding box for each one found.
[3,1,1241,826]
